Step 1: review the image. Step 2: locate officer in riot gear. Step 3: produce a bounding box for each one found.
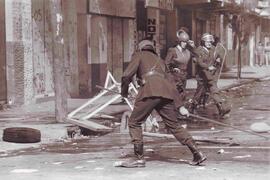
[118,39,206,168]
[165,30,192,98]
[188,33,230,117]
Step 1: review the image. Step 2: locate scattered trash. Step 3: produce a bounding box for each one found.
[196,167,206,170]
[52,162,64,165]
[211,127,215,130]
[114,122,121,126]
[86,160,96,163]
[217,149,225,154]
[250,122,270,133]
[212,168,217,171]
[179,159,189,163]
[217,149,232,154]
[233,155,251,159]
[10,169,39,173]
[145,148,154,153]
[74,166,85,169]
[113,161,124,167]
[181,124,187,129]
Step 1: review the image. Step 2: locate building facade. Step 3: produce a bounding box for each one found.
[0,0,269,105]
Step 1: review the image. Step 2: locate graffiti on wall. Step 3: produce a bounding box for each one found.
[32,0,54,96]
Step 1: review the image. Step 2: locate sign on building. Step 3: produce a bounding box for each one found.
[145,0,174,11]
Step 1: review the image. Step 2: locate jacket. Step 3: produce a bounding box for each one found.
[194,46,216,81]
[121,50,183,106]
[165,46,191,72]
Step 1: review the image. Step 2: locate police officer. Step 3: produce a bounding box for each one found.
[189,33,230,117]
[119,39,206,168]
[165,31,191,97]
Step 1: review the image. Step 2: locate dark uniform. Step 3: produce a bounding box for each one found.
[121,50,191,145]
[120,41,206,167]
[191,45,230,116]
[165,46,191,96]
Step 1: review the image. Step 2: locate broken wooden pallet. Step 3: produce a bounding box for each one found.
[67,118,113,133]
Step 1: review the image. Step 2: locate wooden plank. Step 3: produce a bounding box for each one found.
[63,0,79,97]
[89,0,136,18]
[44,0,54,96]
[76,0,88,14]
[123,19,135,64]
[143,132,235,145]
[77,14,90,97]
[0,0,6,101]
[67,118,113,132]
[49,0,68,122]
[112,18,123,82]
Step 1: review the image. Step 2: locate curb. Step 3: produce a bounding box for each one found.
[219,75,270,92]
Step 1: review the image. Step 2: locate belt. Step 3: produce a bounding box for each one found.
[142,70,165,79]
[138,70,165,85]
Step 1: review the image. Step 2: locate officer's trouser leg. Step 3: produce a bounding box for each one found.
[128,98,160,145]
[155,98,192,144]
[121,98,159,168]
[189,80,206,112]
[208,82,230,117]
[156,98,206,165]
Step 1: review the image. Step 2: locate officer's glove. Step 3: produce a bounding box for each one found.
[173,68,181,73]
[188,40,195,48]
[179,106,190,117]
[208,65,216,71]
[215,57,221,63]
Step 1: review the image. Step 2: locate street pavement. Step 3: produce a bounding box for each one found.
[0,65,270,153]
[0,65,270,180]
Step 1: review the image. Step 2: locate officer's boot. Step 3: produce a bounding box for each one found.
[216,102,231,117]
[118,144,145,168]
[186,139,207,166]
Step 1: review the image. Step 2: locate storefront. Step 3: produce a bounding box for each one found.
[77,0,136,96]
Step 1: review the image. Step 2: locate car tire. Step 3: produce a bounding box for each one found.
[2,127,41,143]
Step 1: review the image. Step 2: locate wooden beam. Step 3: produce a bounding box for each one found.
[49,0,68,122]
[67,118,113,132]
[143,132,236,145]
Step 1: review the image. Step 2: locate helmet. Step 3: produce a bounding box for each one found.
[138,40,154,51]
[201,33,214,42]
[176,31,189,42]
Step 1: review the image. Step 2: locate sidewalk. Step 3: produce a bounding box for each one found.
[1,65,270,154]
[186,65,270,90]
